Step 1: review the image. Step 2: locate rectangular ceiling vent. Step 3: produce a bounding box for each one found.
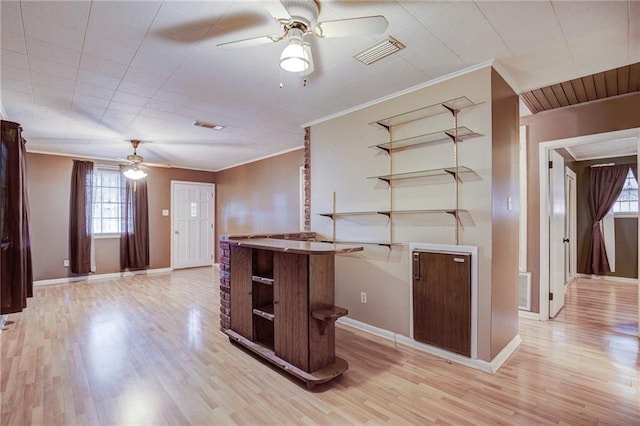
[354,36,405,65]
[192,120,224,130]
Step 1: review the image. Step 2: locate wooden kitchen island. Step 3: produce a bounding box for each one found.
[222,237,363,388]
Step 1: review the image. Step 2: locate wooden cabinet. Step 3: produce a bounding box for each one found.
[230,245,253,339]
[413,250,471,356]
[225,238,363,388]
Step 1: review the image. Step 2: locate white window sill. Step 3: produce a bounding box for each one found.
[94,233,121,239]
[613,213,639,218]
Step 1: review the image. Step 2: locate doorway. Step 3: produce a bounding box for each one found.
[538,128,640,328]
[171,181,215,269]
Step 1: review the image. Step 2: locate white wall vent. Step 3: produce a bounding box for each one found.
[354,36,405,65]
[518,272,531,311]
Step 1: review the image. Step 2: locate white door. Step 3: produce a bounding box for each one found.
[565,169,577,286]
[172,182,214,269]
[549,150,566,317]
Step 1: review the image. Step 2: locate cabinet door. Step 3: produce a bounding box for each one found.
[274,251,309,371]
[413,251,471,356]
[230,245,253,339]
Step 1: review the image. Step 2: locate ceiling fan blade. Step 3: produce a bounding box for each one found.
[217,34,281,49]
[261,0,291,21]
[314,15,389,38]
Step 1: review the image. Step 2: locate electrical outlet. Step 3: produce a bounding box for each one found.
[360,292,367,304]
[63,259,70,267]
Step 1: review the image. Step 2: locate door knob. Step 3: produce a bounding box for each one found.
[563,238,569,243]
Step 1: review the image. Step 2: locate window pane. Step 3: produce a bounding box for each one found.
[103,219,120,234]
[105,188,118,203]
[92,219,102,234]
[102,203,120,218]
[92,169,125,234]
[612,170,638,214]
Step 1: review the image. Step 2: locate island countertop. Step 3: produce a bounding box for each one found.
[229,238,364,255]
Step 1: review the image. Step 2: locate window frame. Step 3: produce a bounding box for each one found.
[92,166,124,238]
[612,168,638,217]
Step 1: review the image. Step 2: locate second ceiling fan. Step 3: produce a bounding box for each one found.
[217,0,389,75]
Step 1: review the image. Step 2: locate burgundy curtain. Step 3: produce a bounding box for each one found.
[1,120,33,314]
[585,165,629,274]
[631,165,637,182]
[69,160,94,274]
[120,167,149,270]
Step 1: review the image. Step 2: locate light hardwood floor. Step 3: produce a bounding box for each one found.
[1,270,638,425]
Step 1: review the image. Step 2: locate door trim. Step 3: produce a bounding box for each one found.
[565,168,577,286]
[409,242,478,359]
[538,128,640,321]
[170,180,215,270]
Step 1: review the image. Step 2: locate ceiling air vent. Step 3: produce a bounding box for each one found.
[354,36,405,65]
[192,120,224,130]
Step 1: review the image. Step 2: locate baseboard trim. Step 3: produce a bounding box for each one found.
[34,268,173,286]
[337,317,520,374]
[576,273,638,285]
[490,334,522,374]
[518,310,542,320]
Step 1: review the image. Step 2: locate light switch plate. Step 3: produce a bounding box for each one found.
[162,209,169,216]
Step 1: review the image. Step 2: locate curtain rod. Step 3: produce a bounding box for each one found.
[589,163,616,168]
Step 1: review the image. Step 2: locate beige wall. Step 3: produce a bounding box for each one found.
[26,152,216,281]
[521,93,640,313]
[215,149,303,244]
[311,66,519,362]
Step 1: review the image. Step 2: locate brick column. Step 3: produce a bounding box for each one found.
[219,239,231,331]
[304,126,311,231]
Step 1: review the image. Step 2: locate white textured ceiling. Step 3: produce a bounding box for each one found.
[1,1,638,171]
[565,137,638,161]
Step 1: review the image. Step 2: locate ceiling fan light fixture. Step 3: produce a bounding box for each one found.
[123,164,147,180]
[280,29,310,73]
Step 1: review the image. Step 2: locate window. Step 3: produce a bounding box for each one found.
[92,168,124,234]
[612,169,638,214]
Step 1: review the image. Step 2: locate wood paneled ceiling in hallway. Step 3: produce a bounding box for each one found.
[521,62,640,114]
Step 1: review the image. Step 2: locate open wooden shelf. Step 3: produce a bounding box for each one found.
[252,305,274,321]
[312,306,348,335]
[311,306,348,322]
[252,275,274,285]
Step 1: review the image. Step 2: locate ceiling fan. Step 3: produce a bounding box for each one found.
[217,0,389,75]
[121,140,150,180]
